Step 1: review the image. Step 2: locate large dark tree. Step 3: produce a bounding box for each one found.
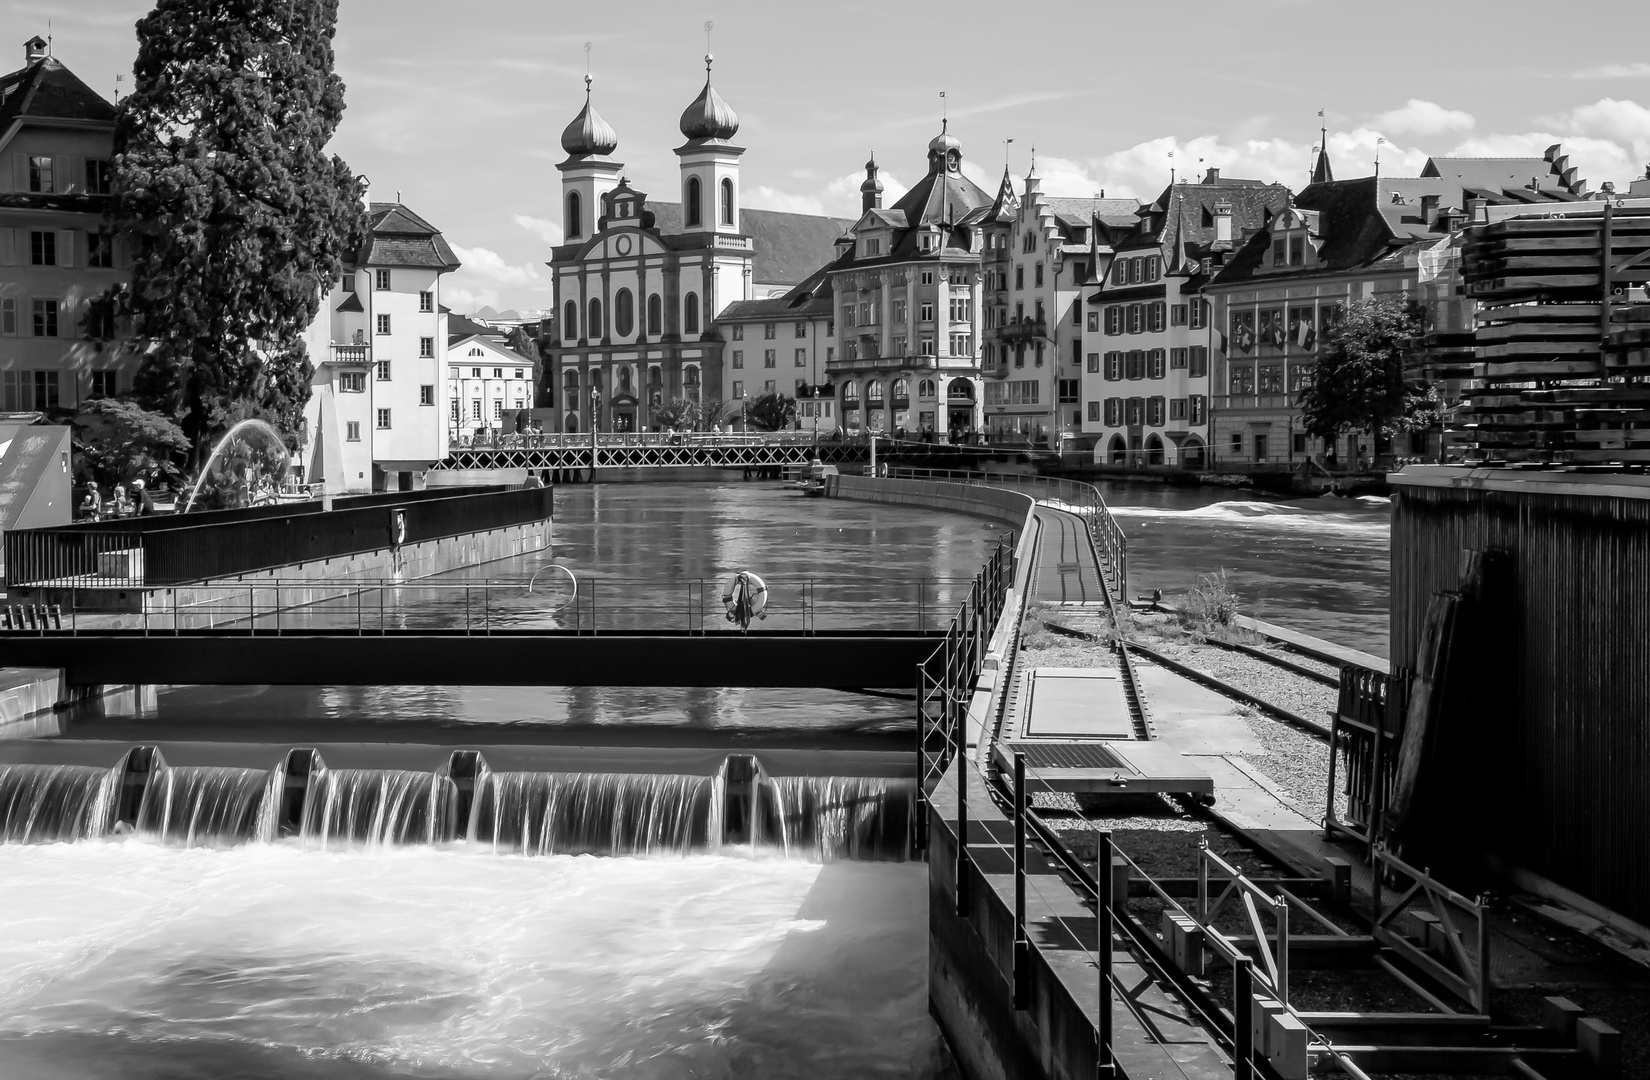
[744,392,796,432]
[101,0,366,468]
[1298,296,1438,446]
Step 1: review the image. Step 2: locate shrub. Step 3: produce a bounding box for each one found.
[1176,569,1242,638]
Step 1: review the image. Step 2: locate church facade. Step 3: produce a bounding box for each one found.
[545,62,847,433]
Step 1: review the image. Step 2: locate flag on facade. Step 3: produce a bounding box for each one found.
[1235,324,1255,353]
[1296,321,1316,350]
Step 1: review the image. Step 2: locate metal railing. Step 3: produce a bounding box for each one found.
[447,430,831,450]
[0,573,973,637]
[1371,844,1491,1015]
[886,466,1128,603]
[1326,665,1410,858]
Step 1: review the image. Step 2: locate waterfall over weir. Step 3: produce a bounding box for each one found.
[0,748,914,860]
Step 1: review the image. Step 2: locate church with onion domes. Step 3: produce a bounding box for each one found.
[545,58,851,433]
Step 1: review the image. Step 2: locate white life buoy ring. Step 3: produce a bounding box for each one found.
[722,571,768,625]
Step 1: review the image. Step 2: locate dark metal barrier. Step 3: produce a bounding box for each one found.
[5,487,552,588]
[1325,665,1411,858]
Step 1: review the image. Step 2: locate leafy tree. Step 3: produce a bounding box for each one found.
[744,392,796,432]
[97,0,367,470]
[651,398,699,431]
[698,397,732,431]
[1298,297,1437,446]
[71,397,191,490]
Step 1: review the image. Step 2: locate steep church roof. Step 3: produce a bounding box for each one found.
[359,202,462,271]
[0,52,117,129]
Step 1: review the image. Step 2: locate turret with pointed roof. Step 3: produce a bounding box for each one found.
[558,75,624,245]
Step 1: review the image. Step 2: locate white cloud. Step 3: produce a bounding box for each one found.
[1372,99,1475,137]
[822,168,910,218]
[744,185,827,216]
[1573,62,1650,79]
[1557,98,1650,160]
[442,284,502,314]
[450,245,541,288]
[1028,155,1104,199]
[512,214,562,246]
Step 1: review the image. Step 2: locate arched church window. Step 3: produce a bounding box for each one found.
[683,292,700,334]
[619,367,632,394]
[614,289,634,337]
[564,300,578,340]
[647,293,662,336]
[588,298,603,339]
[567,191,582,239]
[686,177,702,227]
[720,178,734,225]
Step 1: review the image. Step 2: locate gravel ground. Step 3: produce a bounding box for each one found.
[1149,641,1338,727]
[1230,703,1347,824]
[1257,643,1342,681]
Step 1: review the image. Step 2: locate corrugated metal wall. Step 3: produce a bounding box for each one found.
[1392,474,1650,925]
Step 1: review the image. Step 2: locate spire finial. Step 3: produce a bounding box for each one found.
[940,89,947,132]
[704,20,714,73]
[583,41,592,95]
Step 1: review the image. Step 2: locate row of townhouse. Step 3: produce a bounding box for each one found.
[1,37,466,493]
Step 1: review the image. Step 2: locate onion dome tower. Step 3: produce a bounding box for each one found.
[558,75,623,243]
[676,54,745,235]
[861,155,885,212]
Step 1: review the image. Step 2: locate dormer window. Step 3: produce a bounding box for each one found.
[919,233,935,253]
[862,236,881,257]
[1289,235,1304,265]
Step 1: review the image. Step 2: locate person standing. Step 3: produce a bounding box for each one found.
[131,478,157,516]
[79,483,103,521]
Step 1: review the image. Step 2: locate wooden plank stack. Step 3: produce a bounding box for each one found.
[1434,208,1650,463]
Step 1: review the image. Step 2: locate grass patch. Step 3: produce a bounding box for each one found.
[1170,569,1264,645]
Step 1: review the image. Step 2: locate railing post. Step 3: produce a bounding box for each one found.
[1097,828,1116,1078]
[914,661,928,857]
[1275,895,1290,1007]
[1197,840,1209,922]
[955,691,970,917]
[1233,956,1255,1080]
[1013,751,1029,1010]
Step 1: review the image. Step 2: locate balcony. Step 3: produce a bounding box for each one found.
[989,317,1047,345]
[825,352,939,373]
[329,344,371,365]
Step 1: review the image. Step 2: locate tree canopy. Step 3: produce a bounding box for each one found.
[98,0,366,467]
[1297,297,1438,444]
[744,392,796,432]
[71,397,190,489]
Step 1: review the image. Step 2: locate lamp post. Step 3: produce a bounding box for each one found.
[589,386,601,469]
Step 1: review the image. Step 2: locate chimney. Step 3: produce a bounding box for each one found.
[1213,201,1232,244]
[1419,193,1439,226]
[1468,197,1488,225]
[1203,167,1220,184]
[23,36,47,64]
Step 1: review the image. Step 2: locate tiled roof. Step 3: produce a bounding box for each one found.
[359,202,461,270]
[888,163,994,231]
[0,56,116,130]
[1115,178,1291,273]
[1422,156,1568,194]
[717,249,849,322]
[644,202,853,284]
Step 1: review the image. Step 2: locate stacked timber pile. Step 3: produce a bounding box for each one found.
[1445,206,1650,463]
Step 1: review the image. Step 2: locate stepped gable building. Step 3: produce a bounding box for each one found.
[300,201,461,493]
[546,61,850,433]
[815,128,995,437]
[1081,168,1291,467]
[1202,145,1587,469]
[0,37,128,413]
[980,166,1139,448]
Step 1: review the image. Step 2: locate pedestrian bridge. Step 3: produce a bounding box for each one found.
[431,432,1053,472]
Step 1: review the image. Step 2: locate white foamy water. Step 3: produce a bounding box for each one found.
[1108,499,1389,537]
[0,843,941,1079]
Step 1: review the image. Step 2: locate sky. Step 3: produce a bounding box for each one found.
[9,0,1650,314]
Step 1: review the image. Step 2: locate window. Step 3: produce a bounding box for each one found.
[1170,398,1187,420]
[1189,346,1208,378]
[1087,401,1101,422]
[1289,235,1304,266]
[1086,352,1100,373]
[732,350,744,369]
[920,271,933,286]
[893,299,907,324]
[515,368,524,379]
[1258,363,1283,394]
[1034,262,1044,288]
[568,191,583,238]
[893,335,907,356]
[419,291,433,313]
[1148,397,1165,426]
[1126,398,1144,426]
[1171,304,1188,327]
[86,158,113,195]
[861,236,881,257]
[493,368,503,378]
[1144,257,1160,282]
[1190,395,1206,425]
[732,379,744,398]
[1058,378,1080,403]
[375,269,391,291]
[982,380,1039,406]
[1293,433,1309,453]
[1230,432,1244,455]
[31,299,57,337]
[1127,305,1143,334]
[1189,300,1207,330]
[376,360,391,381]
[493,400,503,420]
[1015,266,1024,290]
[614,288,634,337]
[1148,302,1166,333]
[919,336,934,355]
[919,379,936,397]
[951,333,974,355]
[948,297,971,322]
[30,230,55,266]
[1272,237,1287,266]
[340,372,366,392]
[1105,307,1122,335]
[1105,351,1123,381]
[346,421,361,442]
[89,370,118,398]
[763,323,776,340]
[1288,363,1315,392]
[88,231,114,268]
[795,321,807,338]
[1170,348,1188,369]
[795,348,806,367]
[420,384,434,406]
[343,274,356,293]
[1087,311,1100,333]
[721,178,735,225]
[1105,398,1123,426]
[732,324,744,341]
[587,298,602,338]
[685,177,701,227]
[27,155,52,193]
[683,293,699,334]
[763,349,775,368]
[1229,364,1255,395]
[919,302,934,322]
[646,293,662,336]
[565,300,578,339]
[1148,349,1166,379]
[377,313,391,335]
[1,298,16,335]
[472,367,482,377]
[376,408,391,429]
[1126,350,1146,380]
[471,400,483,419]
[1259,307,1285,350]
[763,379,775,393]
[419,336,434,358]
